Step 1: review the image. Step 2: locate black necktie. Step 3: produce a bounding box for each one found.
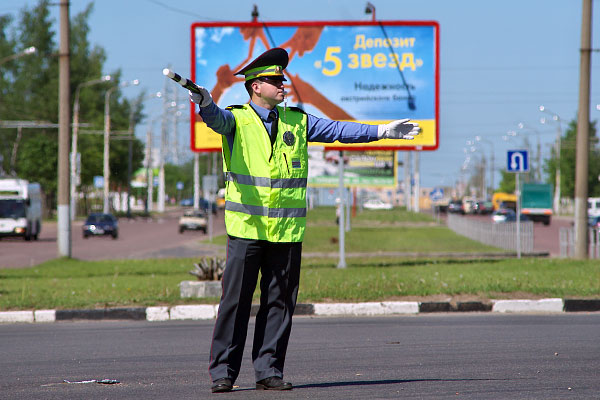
[268,111,278,144]
[268,111,278,160]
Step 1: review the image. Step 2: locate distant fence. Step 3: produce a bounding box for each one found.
[559,227,600,259]
[446,214,534,253]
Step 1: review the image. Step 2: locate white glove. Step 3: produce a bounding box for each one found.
[377,119,420,140]
[188,88,213,108]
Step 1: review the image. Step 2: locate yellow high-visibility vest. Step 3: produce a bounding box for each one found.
[222,104,308,242]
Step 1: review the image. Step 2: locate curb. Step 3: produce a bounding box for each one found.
[1,299,599,324]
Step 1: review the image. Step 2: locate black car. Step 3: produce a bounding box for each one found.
[83,213,119,239]
[448,200,464,214]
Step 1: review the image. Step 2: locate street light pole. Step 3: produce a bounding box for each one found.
[57,1,70,258]
[475,136,495,197]
[145,116,160,213]
[0,46,36,65]
[103,79,139,214]
[539,106,563,214]
[573,0,593,259]
[126,91,162,218]
[71,75,111,220]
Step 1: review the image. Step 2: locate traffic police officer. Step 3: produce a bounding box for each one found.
[189,47,420,393]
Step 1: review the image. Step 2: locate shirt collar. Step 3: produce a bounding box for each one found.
[250,101,277,121]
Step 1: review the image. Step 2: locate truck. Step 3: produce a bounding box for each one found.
[520,183,553,225]
[491,192,517,211]
[0,179,43,240]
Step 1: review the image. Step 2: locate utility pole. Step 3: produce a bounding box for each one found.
[158,70,170,212]
[193,153,200,210]
[414,151,420,212]
[404,152,412,210]
[574,0,592,259]
[57,0,71,257]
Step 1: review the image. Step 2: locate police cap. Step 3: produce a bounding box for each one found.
[234,47,288,82]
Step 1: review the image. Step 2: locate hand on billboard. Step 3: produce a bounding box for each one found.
[189,87,213,108]
[377,119,420,140]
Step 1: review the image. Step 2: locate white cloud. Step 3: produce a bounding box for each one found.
[210,27,234,43]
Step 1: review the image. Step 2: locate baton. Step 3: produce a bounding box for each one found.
[162,68,202,94]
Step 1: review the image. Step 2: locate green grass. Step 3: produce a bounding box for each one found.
[0,257,598,311]
[1,207,597,311]
[205,207,500,253]
[307,206,434,224]
[298,258,600,302]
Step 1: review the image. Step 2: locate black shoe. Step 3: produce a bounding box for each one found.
[211,378,233,393]
[256,376,293,391]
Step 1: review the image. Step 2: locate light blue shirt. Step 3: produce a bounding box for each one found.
[198,101,379,152]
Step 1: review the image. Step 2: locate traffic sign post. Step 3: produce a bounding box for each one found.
[507,150,529,258]
[429,187,444,223]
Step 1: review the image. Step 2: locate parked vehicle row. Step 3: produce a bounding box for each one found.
[447,199,494,215]
[180,197,217,214]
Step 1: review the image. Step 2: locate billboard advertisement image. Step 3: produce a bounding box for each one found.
[191,20,439,152]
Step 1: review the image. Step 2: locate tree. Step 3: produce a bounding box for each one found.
[1,0,146,215]
[543,119,599,198]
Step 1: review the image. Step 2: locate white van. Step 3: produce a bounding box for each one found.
[588,197,600,217]
[0,179,43,240]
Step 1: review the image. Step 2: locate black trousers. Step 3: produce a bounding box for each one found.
[209,235,302,382]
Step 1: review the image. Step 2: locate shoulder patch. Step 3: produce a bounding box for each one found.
[225,104,245,110]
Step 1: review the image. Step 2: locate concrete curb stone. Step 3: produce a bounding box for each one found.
[1,299,598,324]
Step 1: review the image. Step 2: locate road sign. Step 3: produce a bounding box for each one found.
[507,150,529,173]
[429,187,444,200]
[93,176,104,189]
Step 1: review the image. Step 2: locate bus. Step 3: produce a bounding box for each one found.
[0,179,43,240]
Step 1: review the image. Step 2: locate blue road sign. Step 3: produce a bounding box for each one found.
[507,150,529,172]
[93,175,104,189]
[429,187,444,200]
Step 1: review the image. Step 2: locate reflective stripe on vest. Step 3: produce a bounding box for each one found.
[225,200,307,218]
[225,172,307,189]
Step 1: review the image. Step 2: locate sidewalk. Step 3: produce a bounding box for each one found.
[1,298,599,323]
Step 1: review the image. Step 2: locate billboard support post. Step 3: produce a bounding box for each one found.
[337,151,346,269]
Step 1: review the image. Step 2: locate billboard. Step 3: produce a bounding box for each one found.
[308,150,397,187]
[191,20,439,152]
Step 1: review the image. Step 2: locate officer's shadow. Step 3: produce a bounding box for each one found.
[294,377,513,389]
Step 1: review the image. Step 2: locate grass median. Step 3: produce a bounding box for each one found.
[0,207,598,311]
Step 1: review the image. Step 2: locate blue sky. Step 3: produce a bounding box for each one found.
[4,0,600,190]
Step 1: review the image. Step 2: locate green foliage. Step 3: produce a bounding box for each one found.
[497,170,515,193]
[543,119,600,198]
[16,132,58,207]
[0,0,146,214]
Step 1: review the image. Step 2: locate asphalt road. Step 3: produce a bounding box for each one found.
[1,314,598,399]
[1,209,572,268]
[0,209,227,268]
